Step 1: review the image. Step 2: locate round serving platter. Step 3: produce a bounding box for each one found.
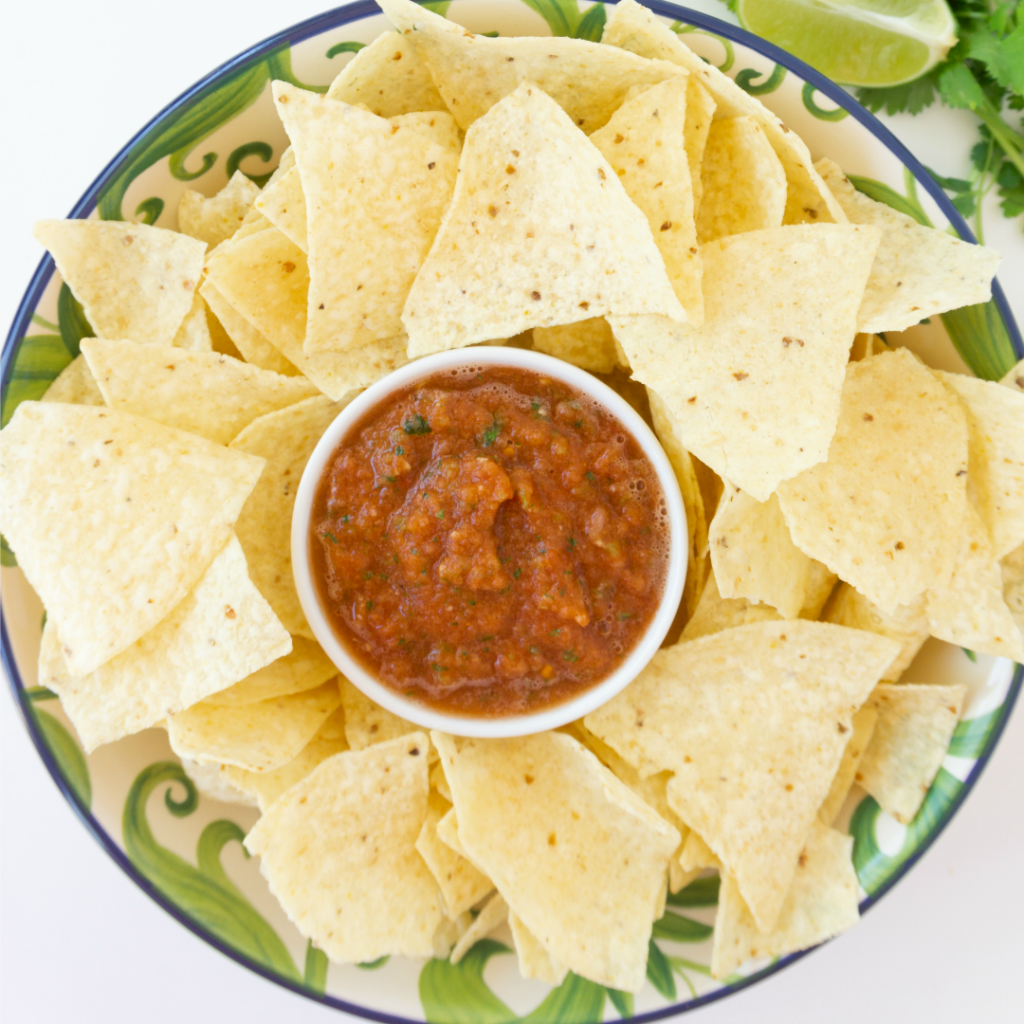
[2,2,1022,1021]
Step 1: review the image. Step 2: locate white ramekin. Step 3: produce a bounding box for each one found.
[292,346,686,738]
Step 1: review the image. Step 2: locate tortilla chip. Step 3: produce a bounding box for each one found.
[1,403,264,675]
[380,0,685,132]
[82,339,318,444]
[199,279,300,376]
[432,730,679,992]
[935,370,1024,559]
[339,677,419,751]
[684,79,716,222]
[222,705,349,811]
[815,159,1001,333]
[181,758,258,807]
[168,679,341,772]
[818,706,878,825]
[416,791,495,921]
[711,822,858,979]
[436,805,469,860]
[590,76,702,322]
[1003,542,1024,637]
[679,829,721,872]
[602,1,846,226]
[532,318,621,374]
[925,500,1024,661]
[41,354,104,406]
[171,292,214,352]
[801,561,839,620]
[205,636,337,707]
[177,171,262,249]
[778,348,969,614]
[204,227,408,395]
[230,394,354,636]
[39,534,290,750]
[326,29,448,115]
[245,732,443,962]
[34,220,206,347]
[613,223,881,501]
[449,892,508,965]
[824,585,928,682]
[584,620,900,932]
[681,570,782,641]
[1000,358,1024,394]
[390,110,462,153]
[710,484,813,619]
[510,910,569,986]
[858,684,966,824]
[697,116,787,244]
[254,165,308,252]
[402,83,685,356]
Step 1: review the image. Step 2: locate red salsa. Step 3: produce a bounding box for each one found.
[310,365,668,716]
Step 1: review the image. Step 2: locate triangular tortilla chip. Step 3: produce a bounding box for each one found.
[858,683,966,824]
[82,338,318,444]
[273,83,459,354]
[818,705,878,825]
[390,110,462,152]
[681,570,781,641]
[403,82,685,356]
[229,394,355,637]
[181,758,257,807]
[380,0,685,132]
[602,0,846,225]
[802,560,839,620]
[1,402,264,676]
[39,534,290,750]
[711,822,859,979]
[613,223,881,501]
[935,370,1024,559]
[177,170,262,248]
[1001,542,1024,635]
[326,29,448,115]
[449,892,508,965]
[509,910,569,986]
[340,677,418,751]
[823,584,929,683]
[777,348,969,614]
[171,292,214,351]
[697,115,787,243]
[710,484,813,619]
[41,354,104,406]
[532,317,622,374]
[925,500,1024,661]
[590,76,702,323]
[679,830,720,872]
[245,732,443,962]
[254,165,308,252]
[204,227,408,395]
[816,159,1001,333]
[584,620,900,931]
[1000,358,1024,393]
[167,679,341,772]
[684,79,716,221]
[432,730,679,993]
[206,635,337,707]
[34,220,206,346]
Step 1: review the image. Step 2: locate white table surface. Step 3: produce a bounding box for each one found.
[2,3,1022,1022]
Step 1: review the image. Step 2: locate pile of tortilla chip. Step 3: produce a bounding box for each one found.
[4,0,1020,996]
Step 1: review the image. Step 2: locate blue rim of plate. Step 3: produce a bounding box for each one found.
[2,3,1022,1020]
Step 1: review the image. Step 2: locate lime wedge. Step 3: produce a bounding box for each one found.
[737,0,958,87]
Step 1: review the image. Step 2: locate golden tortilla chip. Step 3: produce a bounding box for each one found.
[254,165,308,252]
[510,910,569,986]
[380,0,685,132]
[273,83,458,354]
[436,805,469,860]
[818,706,878,825]
[181,757,258,807]
[584,620,899,932]
[34,220,206,346]
[177,171,262,249]
[697,116,787,244]
[168,679,341,772]
[613,223,881,501]
[824,584,928,682]
[602,1,846,225]
[711,822,858,979]
[816,159,1001,333]
[326,29,448,115]
[1003,542,1024,636]
[402,82,685,356]
[416,791,495,921]
[81,339,317,444]
[39,534,290,751]
[1,403,264,676]
[710,484,813,619]
[449,892,508,965]
[925,500,1024,661]
[244,732,443,962]
[936,370,1024,559]
[171,292,214,352]
[206,636,337,707]
[339,677,424,753]
[679,830,720,872]
[590,76,702,322]
[680,570,781,641]
[1000,358,1024,393]
[390,110,462,152]
[40,354,104,406]
[778,348,969,614]
[532,318,621,374]
[432,730,679,993]
[230,394,354,637]
[801,560,839,620]
[683,79,716,222]
[858,683,966,824]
